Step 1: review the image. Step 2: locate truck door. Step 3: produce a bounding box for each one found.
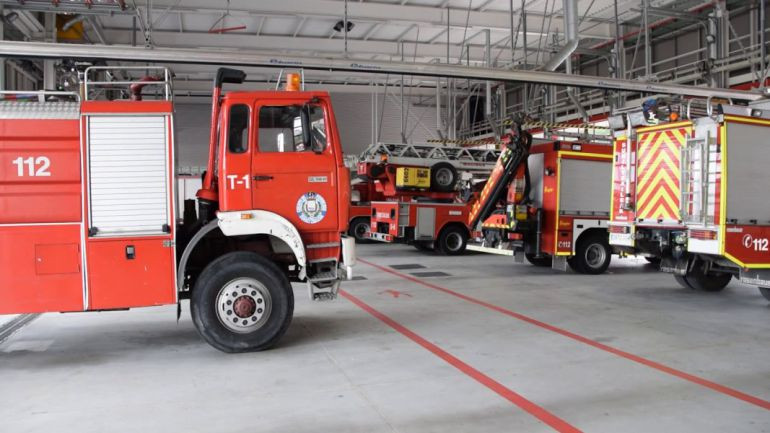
[218,102,253,211]
[250,102,339,232]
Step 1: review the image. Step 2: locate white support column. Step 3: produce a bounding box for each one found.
[0,5,5,90]
[43,13,56,90]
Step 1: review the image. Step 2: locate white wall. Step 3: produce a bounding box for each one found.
[330,92,439,156]
[174,92,439,169]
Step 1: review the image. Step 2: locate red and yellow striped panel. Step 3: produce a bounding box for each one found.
[635,124,690,221]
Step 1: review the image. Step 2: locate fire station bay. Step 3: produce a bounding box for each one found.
[0,1,769,432]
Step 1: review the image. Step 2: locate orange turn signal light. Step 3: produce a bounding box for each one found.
[285,73,301,91]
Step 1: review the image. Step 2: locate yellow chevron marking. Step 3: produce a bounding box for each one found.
[637,143,680,189]
[638,188,679,219]
[637,133,680,179]
[637,171,679,212]
[636,151,680,195]
[670,128,688,145]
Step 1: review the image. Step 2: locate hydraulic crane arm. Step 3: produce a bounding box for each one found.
[467,119,532,230]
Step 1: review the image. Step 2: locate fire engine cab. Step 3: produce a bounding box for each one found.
[0,67,355,352]
[608,99,770,302]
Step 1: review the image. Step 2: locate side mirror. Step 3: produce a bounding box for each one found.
[215,68,246,87]
[300,105,313,151]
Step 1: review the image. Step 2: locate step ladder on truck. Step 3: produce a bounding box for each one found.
[466,138,615,275]
[350,141,499,244]
[608,97,770,302]
[0,67,356,352]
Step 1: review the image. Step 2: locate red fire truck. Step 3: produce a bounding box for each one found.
[608,100,770,302]
[349,141,498,243]
[368,119,615,272]
[367,120,527,255]
[368,199,471,254]
[0,67,356,352]
[468,141,614,274]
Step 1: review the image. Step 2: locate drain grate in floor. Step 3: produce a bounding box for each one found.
[351,276,368,281]
[410,271,451,278]
[390,264,426,270]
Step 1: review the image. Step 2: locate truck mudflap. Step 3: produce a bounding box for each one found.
[738,269,770,288]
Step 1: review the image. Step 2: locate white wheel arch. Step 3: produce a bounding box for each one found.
[217,210,307,279]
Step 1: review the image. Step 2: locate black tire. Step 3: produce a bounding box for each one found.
[674,274,696,290]
[430,162,458,193]
[348,217,371,243]
[436,225,468,255]
[525,253,552,267]
[570,231,612,275]
[686,267,732,292]
[191,252,294,353]
[413,241,433,252]
[759,287,770,302]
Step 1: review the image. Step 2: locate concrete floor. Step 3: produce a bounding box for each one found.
[1,244,769,433]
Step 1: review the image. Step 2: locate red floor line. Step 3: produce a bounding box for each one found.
[358,258,770,411]
[340,289,583,433]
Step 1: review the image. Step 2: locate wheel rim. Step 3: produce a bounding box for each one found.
[445,232,463,252]
[435,167,454,187]
[354,221,369,239]
[584,243,607,269]
[216,278,272,334]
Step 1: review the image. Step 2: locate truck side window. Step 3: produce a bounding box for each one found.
[258,105,326,153]
[308,105,327,152]
[228,104,250,154]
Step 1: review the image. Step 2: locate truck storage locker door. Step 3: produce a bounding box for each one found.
[527,153,544,207]
[559,159,611,215]
[0,102,84,314]
[725,121,770,223]
[415,207,436,239]
[723,120,770,267]
[86,114,175,310]
[635,126,689,224]
[88,116,169,235]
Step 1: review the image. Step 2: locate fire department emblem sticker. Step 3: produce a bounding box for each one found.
[296,192,327,224]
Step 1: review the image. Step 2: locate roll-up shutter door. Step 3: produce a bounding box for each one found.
[88,115,169,236]
[559,158,612,215]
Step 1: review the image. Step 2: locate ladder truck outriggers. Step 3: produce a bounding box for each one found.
[608,98,770,302]
[0,67,356,352]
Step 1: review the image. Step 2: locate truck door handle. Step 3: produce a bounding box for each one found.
[253,175,274,181]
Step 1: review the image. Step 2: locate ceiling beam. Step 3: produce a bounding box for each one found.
[115,0,614,40]
[99,28,539,62]
[0,41,761,101]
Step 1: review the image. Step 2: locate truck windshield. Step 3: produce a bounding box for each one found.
[258,105,326,153]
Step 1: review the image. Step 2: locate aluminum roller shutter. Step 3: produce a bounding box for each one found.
[558,159,612,215]
[88,115,170,236]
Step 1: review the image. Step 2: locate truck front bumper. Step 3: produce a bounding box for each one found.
[367,231,394,243]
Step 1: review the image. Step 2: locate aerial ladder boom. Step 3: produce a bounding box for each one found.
[467,119,532,230]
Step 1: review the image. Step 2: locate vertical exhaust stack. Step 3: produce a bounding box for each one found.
[536,0,588,122]
[197,67,247,216]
